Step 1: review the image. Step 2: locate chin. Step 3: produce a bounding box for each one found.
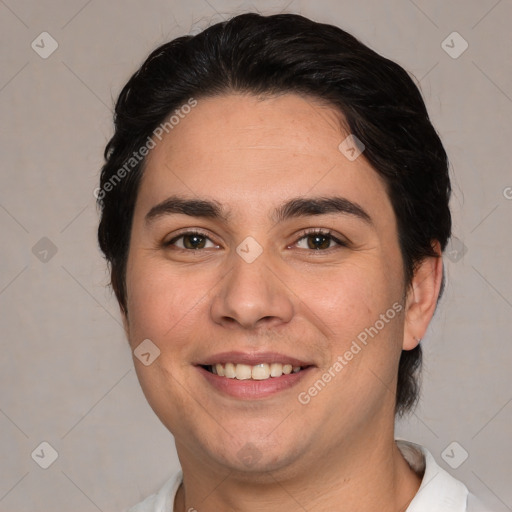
[197,429,310,478]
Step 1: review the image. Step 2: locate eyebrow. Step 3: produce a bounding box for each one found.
[144,195,372,226]
[273,196,372,225]
[145,196,229,224]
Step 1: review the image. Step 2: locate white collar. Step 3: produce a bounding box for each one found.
[129,440,472,511]
[396,439,469,511]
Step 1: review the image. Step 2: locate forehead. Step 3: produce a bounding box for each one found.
[147,93,348,170]
[138,93,393,224]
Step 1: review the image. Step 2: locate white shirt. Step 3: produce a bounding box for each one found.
[127,440,494,511]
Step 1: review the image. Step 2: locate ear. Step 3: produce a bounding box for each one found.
[403,241,444,350]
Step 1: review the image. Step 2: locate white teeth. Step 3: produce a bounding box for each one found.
[270,363,282,377]
[235,364,252,380]
[224,363,236,378]
[282,364,292,375]
[252,363,270,380]
[209,362,304,380]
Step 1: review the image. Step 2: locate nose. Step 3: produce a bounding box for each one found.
[210,248,294,331]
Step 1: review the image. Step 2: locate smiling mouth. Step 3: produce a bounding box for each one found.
[202,362,309,380]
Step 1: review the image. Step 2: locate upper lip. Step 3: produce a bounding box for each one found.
[196,351,314,367]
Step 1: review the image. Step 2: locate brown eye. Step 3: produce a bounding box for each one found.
[306,233,332,250]
[295,230,346,251]
[167,232,217,250]
[182,234,207,249]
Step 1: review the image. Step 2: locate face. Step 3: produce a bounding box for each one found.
[124,93,411,478]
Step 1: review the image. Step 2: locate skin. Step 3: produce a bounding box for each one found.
[122,93,443,511]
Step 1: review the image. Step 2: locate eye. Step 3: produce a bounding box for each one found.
[294,229,347,251]
[165,229,346,252]
[166,231,218,250]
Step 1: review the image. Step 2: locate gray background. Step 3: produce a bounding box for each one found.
[0,0,511,510]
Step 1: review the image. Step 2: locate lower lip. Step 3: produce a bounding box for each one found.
[197,366,313,399]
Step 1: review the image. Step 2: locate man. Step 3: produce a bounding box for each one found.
[97,12,492,511]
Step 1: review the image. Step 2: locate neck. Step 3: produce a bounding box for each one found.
[174,431,421,512]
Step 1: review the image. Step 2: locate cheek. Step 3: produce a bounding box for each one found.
[125,256,207,420]
[125,256,188,344]
[296,258,402,340]
[124,253,222,355]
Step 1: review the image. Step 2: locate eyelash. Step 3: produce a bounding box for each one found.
[165,228,347,252]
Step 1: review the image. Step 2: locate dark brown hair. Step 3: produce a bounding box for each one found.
[97,12,451,416]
